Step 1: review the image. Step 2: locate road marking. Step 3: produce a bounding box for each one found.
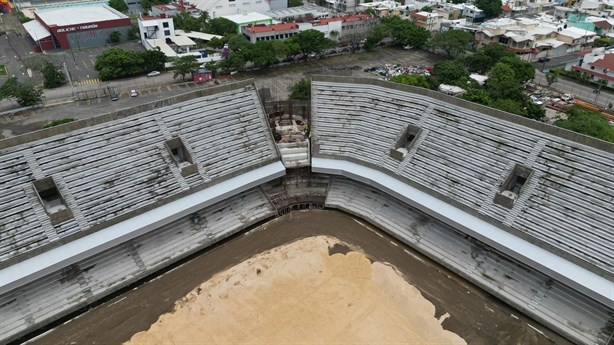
[510,314,519,320]
[352,218,383,237]
[403,249,424,263]
[390,241,398,247]
[527,324,544,335]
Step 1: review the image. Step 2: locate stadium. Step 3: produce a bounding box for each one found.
[0,77,613,344]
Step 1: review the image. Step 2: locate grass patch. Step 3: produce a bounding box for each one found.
[43,118,75,129]
[0,64,7,76]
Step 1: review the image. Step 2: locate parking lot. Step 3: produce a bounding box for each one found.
[1,47,442,137]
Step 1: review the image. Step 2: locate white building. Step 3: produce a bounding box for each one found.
[189,0,286,18]
[138,15,175,41]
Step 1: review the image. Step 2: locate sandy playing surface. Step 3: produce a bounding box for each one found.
[125,236,466,345]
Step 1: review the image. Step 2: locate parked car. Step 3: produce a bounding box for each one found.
[147,71,161,77]
[130,90,138,97]
[538,57,550,63]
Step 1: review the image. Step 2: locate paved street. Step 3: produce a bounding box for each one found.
[534,69,614,108]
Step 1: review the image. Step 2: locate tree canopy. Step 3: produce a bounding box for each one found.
[474,0,502,18]
[289,78,311,100]
[171,55,200,80]
[42,62,66,88]
[390,74,434,89]
[556,106,614,142]
[108,0,128,12]
[380,16,429,48]
[0,77,43,106]
[434,60,470,86]
[498,56,535,84]
[141,0,168,10]
[95,48,167,80]
[428,30,473,58]
[287,30,336,56]
[207,17,238,36]
[487,62,523,100]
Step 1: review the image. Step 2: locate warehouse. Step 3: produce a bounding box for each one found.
[24,5,131,51]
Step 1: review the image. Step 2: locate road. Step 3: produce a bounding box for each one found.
[1,47,441,136]
[534,69,614,108]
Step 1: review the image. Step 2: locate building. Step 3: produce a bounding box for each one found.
[409,11,443,32]
[461,4,485,23]
[241,22,300,43]
[265,5,330,22]
[23,5,131,51]
[357,1,405,17]
[566,47,614,86]
[223,12,274,33]
[138,15,175,42]
[191,68,213,82]
[151,2,200,17]
[189,0,286,18]
[308,13,378,42]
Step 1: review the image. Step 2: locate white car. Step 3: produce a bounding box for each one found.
[130,90,138,97]
[147,71,161,77]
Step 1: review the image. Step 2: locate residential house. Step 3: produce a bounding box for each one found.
[189,0,286,18]
[566,47,614,86]
[409,11,442,32]
[151,2,200,17]
[241,22,300,43]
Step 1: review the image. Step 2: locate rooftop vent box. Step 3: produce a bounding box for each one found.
[494,164,533,209]
[165,137,198,177]
[390,125,422,161]
[32,177,73,225]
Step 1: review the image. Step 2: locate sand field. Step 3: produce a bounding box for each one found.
[125,236,466,344]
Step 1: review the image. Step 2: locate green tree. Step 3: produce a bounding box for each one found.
[108,0,128,12]
[107,30,121,44]
[487,62,522,100]
[363,24,387,50]
[226,33,250,51]
[556,106,614,142]
[0,77,19,100]
[390,74,434,89]
[171,55,200,80]
[43,118,75,128]
[462,88,492,105]
[242,41,278,68]
[474,0,502,18]
[42,62,66,88]
[434,60,469,85]
[420,5,433,12]
[288,0,302,6]
[546,68,560,86]
[206,17,238,36]
[141,49,167,71]
[140,0,168,9]
[127,23,139,40]
[22,55,49,73]
[499,56,535,83]
[289,78,311,100]
[95,48,145,80]
[462,52,493,73]
[481,44,515,62]
[15,82,43,106]
[287,30,336,57]
[381,16,429,48]
[173,11,203,31]
[491,98,524,115]
[595,37,614,47]
[365,8,376,16]
[428,30,473,58]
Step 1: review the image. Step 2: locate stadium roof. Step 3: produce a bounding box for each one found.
[35,5,128,27]
[0,81,281,288]
[310,76,614,307]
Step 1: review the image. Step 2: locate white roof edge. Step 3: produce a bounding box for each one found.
[0,161,286,294]
[312,157,614,308]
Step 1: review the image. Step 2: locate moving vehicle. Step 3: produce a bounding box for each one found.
[538,57,550,63]
[130,90,138,97]
[147,71,161,77]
